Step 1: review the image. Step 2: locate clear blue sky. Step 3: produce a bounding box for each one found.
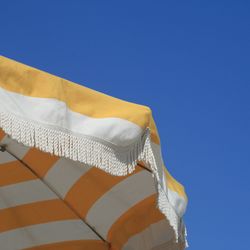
[1,1,249,249]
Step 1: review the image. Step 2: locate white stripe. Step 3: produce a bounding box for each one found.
[86,171,156,239]
[122,220,174,250]
[168,189,187,218]
[0,151,15,164]
[44,158,92,198]
[0,179,57,209]
[151,242,179,250]
[0,220,101,250]
[0,135,29,161]
[0,135,29,164]
[151,142,166,193]
[0,86,142,146]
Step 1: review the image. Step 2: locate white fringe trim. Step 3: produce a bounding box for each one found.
[184,226,189,248]
[0,110,187,245]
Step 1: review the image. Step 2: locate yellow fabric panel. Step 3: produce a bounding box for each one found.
[22,148,59,177]
[0,129,5,140]
[0,161,37,186]
[0,56,160,144]
[0,199,78,232]
[65,166,143,219]
[107,194,164,250]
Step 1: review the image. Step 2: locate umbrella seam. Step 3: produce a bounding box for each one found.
[1,146,111,246]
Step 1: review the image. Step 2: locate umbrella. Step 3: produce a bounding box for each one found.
[0,56,188,250]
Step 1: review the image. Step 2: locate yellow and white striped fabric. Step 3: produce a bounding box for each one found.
[0,56,188,250]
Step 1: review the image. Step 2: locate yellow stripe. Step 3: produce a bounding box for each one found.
[0,56,159,144]
[24,240,109,250]
[0,161,37,186]
[65,166,143,218]
[0,199,77,232]
[22,148,59,177]
[107,194,164,250]
[0,129,5,140]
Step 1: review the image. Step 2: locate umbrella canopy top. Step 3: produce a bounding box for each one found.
[0,56,188,248]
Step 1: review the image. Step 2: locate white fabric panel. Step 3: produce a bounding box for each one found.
[0,180,57,209]
[0,135,29,160]
[168,189,187,218]
[0,86,142,146]
[86,171,156,239]
[0,220,101,250]
[122,220,174,250]
[44,158,92,198]
[0,150,14,164]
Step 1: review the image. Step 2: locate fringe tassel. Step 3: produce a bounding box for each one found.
[0,110,187,246]
[185,226,189,248]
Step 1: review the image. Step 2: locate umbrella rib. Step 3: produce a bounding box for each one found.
[137,162,152,172]
[1,145,110,247]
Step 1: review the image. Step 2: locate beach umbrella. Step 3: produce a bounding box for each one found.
[0,56,188,250]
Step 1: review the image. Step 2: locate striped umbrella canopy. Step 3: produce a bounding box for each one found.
[0,56,188,250]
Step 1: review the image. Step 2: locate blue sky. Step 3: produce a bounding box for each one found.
[1,1,249,249]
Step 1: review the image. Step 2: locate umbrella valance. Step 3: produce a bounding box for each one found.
[0,56,188,250]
